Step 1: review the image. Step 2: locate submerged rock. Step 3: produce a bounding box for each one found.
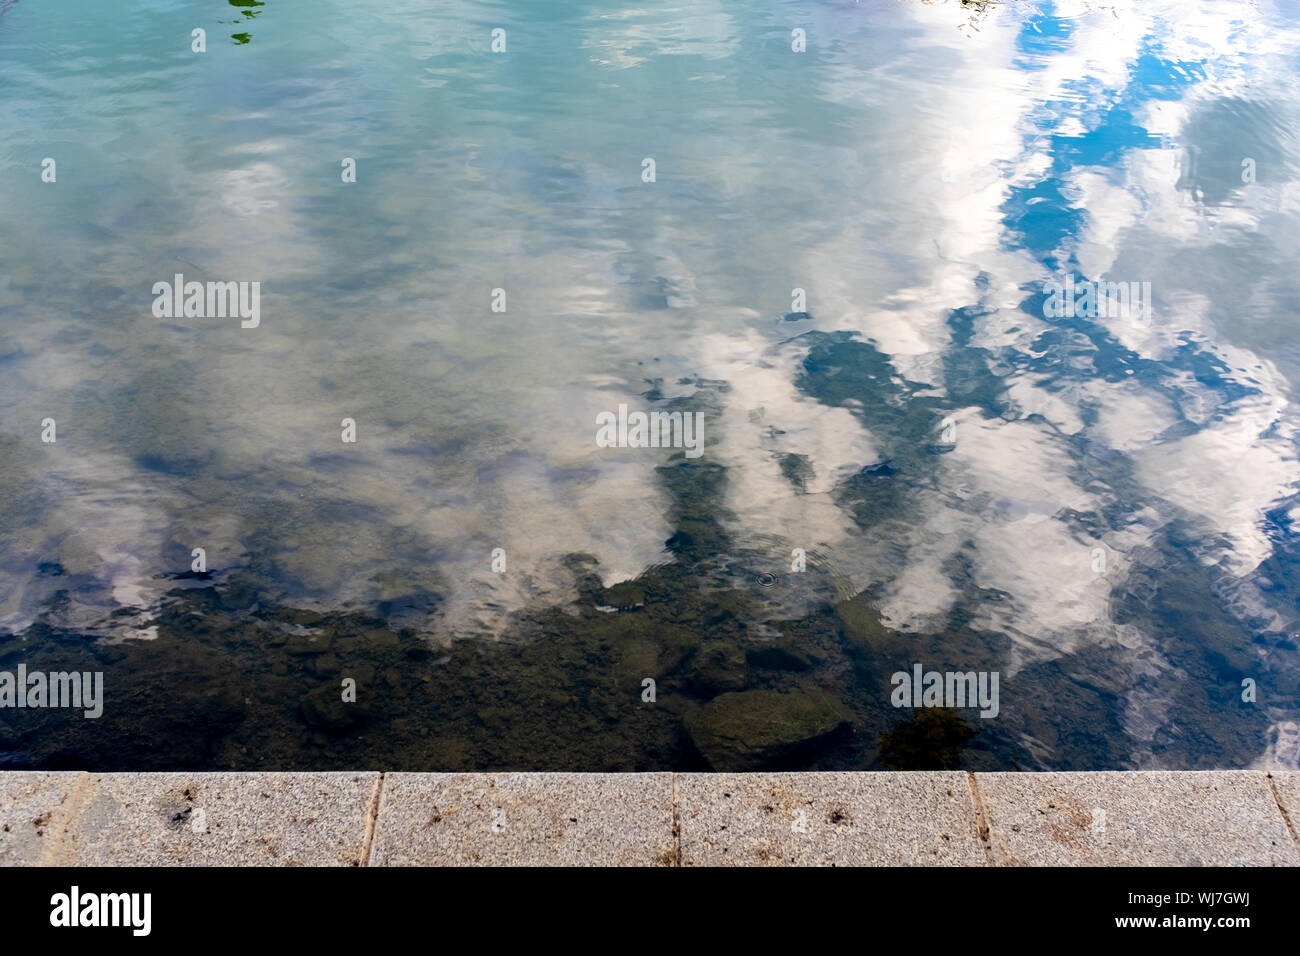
[684,689,852,771]
[599,581,646,611]
[686,641,747,697]
[300,683,366,731]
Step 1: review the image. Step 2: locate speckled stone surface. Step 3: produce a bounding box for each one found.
[0,771,1296,866]
[0,772,86,867]
[1268,772,1300,844]
[51,772,379,866]
[678,771,985,866]
[369,772,674,866]
[977,771,1300,866]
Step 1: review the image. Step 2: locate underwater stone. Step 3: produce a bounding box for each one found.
[684,689,852,771]
[300,683,366,731]
[599,582,646,610]
[686,642,747,697]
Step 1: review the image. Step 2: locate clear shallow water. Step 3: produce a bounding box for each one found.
[2,0,1300,770]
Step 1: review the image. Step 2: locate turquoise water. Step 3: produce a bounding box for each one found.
[2,0,1300,770]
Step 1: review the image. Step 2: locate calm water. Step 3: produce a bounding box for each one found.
[2,0,1299,771]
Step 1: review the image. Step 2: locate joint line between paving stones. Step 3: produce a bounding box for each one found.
[670,773,681,867]
[40,771,93,866]
[359,772,386,867]
[1265,773,1300,858]
[965,772,995,866]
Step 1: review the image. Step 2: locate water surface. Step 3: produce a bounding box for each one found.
[2,0,1299,770]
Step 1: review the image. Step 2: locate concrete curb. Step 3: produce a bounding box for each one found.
[2,771,1297,866]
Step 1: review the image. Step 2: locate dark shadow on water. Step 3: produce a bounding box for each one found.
[880,709,976,771]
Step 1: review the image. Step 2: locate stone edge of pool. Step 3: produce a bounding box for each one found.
[1,771,1297,866]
